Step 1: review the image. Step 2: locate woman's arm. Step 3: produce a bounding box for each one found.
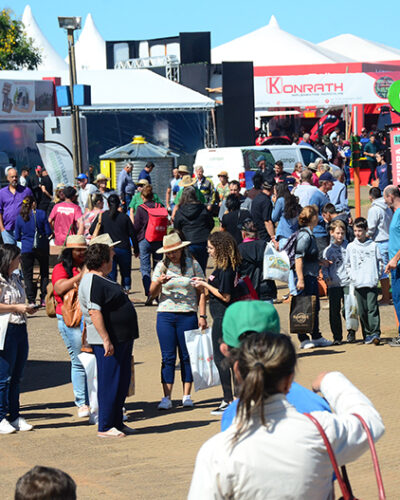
[89,309,114,357]
[149,273,172,298]
[294,257,304,290]
[0,303,34,314]
[53,273,81,297]
[192,279,231,303]
[197,289,208,329]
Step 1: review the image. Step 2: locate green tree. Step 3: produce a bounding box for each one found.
[0,8,41,70]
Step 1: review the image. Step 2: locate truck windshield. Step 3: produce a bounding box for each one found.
[300,147,326,166]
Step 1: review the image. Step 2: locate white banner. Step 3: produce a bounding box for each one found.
[0,79,54,120]
[254,72,400,108]
[36,141,75,187]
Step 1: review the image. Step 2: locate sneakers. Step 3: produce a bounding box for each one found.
[313,337,333,348]
[347,330,356,343]
[182,396,194,408]
[365,334,380,345]
[300,340,315,349]
[389,337,400,347]
[88,413,98,425]
[123,407,128,422]
[210,401,229,416]
[333,340,342,346]
[77,405,90,418]
[10,417,33,432]
[158,397,172,410]
[0,418,17,434]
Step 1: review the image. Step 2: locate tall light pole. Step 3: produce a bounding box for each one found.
[58,16,82,177]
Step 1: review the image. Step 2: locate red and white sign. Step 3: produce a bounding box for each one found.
[390,128,400,186]
[254,72,400,108]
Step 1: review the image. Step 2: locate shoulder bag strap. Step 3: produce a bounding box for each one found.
[304,413,353,500]
[92,212,103,239]
[352,413,386,500]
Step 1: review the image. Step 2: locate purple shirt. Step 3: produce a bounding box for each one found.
[0,185,33,231]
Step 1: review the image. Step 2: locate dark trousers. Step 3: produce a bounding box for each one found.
[328,286,347,341]
[156,312,197,384]
[367,160,377,184]
[0,323,29,421]
[20,249,49,303]
[93,339,133,432]
[391,268,400,334]
[110,247,132,290]
[211,316,233,402]
[189,242,208,274]
[354,287,380,338]
[297,275,322,343]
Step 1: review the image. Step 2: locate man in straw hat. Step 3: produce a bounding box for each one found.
[94,173,116,210]
[171,174,206,220]
[216,171,230,203]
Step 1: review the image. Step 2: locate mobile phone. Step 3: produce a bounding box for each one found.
[32,304,42,309]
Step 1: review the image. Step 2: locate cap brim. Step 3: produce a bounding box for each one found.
[156,241,191,254]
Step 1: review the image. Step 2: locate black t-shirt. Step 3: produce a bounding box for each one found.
[221,209,252,244]
[251,192,273,241]
[208,266,236,318]
[88,274,139,344]
[32,175,53,211]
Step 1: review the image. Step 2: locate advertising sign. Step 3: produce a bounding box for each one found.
[390,128,400,186]
[0,79,54,120]
[36,141,74,187]
[254,72,400,108]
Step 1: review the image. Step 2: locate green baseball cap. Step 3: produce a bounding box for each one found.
[222,301,280,348]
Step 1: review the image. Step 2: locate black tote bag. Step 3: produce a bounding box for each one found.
[289,295,316,334]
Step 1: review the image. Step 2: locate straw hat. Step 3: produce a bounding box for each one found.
[308,162,317,172]
[95,173,109,184]
[218,171,228,177]
[64,235,87,249]
[136,178,149,186]
[89,233,121,247]
[179,175,196,188]
[178,165,189,174]
[156,232,191,254]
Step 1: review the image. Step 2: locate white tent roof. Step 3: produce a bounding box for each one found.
[75,14,106,70]
[21,5,68,72]
[0,69,215,110]
[212,15,354,66]
[318,34,400,63]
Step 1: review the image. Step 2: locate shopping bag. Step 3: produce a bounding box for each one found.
[289,295,316,334]
[184,328,220,392]
[263,242,290,283]
[78,352,98,415]
[344,285,359,332]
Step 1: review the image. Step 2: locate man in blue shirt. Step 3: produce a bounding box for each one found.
[138,161,154,184]
[328,169,349,214]
[309,171,334,257]
[117,162,136,212]
[219,301,330,429]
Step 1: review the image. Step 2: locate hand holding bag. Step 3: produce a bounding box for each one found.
[61,284,82,328]
[184,327,220,392]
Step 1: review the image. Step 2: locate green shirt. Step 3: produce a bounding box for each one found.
[174,187,206,205]
[128,192,162,213]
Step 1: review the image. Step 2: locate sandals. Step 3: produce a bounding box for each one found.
[98,427,126,438]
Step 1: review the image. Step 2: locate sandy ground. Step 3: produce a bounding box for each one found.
[1,186,399,499]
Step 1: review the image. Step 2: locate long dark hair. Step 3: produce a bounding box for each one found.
[0,244,21,278]
[275,183,301,219]
[107,194,120,220]
[20,196,35,222]
[178,186,199,207]
[161,229,188,275]
[58,248,74,278]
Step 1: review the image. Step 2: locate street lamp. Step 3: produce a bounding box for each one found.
[58,16,82,177]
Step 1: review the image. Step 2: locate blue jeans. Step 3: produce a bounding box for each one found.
[0,323,28,421]
[110,247,132,290]
[1,230,16,245]
[156,312,197,384]
[377,241,389,279]
[93,339,133,432]
[138,239,162,296]
[392,267,400,335]
[57,315,88,407]
[296,275,322,342]
[189,243,208,274]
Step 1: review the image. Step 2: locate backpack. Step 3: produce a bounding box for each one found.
[141,203,169,242]
[45,282,56,318]
[232,274,259,302]
[282,228,310,269]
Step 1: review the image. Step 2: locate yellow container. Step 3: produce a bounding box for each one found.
[100,160,116,189]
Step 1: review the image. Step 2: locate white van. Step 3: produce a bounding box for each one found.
[195,145,331,189]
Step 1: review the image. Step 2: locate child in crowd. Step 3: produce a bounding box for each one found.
[345,217,383,345]
[322,220,355,344]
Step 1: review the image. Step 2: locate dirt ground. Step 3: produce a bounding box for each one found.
[1,186,399,499]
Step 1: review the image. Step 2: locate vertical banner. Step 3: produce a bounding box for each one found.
[390,128,400,186]
[36,141,75,187]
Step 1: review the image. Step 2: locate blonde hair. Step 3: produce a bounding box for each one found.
[208,231,241,270]
[298,205,318,227]
[329,219,346,232]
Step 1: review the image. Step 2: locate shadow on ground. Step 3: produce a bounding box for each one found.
[22,360,71,393]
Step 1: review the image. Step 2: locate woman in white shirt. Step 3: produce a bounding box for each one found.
[189,333,384,500]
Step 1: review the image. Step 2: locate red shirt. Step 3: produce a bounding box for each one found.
[51,262,80,315]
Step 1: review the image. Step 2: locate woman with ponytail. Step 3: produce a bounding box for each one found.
[189,331,385,499]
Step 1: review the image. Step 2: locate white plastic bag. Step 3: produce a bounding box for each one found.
[263,242,290,283]
[184,328,220,392]
[78,352,98,415]
[344,285,359,332]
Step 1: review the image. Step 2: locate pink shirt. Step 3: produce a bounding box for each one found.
[49,202,82,246]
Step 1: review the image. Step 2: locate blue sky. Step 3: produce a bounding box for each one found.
[7,0,400,58]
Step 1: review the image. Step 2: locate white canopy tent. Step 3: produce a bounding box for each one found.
[318,34,400,63]
[212,16,355,66]
[0,69,215,110]
[21,5,68,72]
[73,13,107,70]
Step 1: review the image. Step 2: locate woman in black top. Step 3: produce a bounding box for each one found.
[173,187,214,273]
[192,231,241,415]
[79,243,139,438]
[221,194,252,245]
[90,194,138,292]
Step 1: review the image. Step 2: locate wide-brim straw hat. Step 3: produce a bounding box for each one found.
[178,165,189,174]
[89,233,121,247]
[179,175,196,188]
[64,235,87,249]
[156,233,191,254]
[308,162,317,172]
[95,173,109,184]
